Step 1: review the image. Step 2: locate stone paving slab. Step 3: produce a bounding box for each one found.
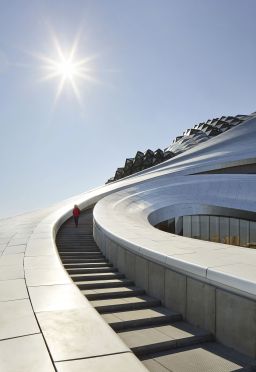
[25,239,54,256]
[0,253,24,267]
[0,334,55,372]
[29,283,90,312]
[37,307,130,361]
[24,255,62,269]
[0,299,39,340]
[0,265,24,281]
[55,352,149,372]
[25,268,71,286]
[2,245,26,255]
[0,237,10,246]
[7,237,29,246]
[0,279,28,301]
[12,233,31,239]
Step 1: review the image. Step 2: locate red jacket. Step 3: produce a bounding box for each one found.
[73,207,80,217]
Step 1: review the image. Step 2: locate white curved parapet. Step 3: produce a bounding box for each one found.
[1,116,256,369]
[94,117,256,298]
[94,173,256,296]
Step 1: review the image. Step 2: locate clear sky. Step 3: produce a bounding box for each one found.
[1,0,256,218]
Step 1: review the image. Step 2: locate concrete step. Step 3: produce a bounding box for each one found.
[141,342,256,372]
[58,247,98,251]
[57,242,97,245]
[57,244,98,248]
[57,240,97,248]
[63,262,112,269]
[103,307,182,331]
[58,238,96,241]
[58,240,96,243]
[60,255,104,260]
[57,237,94,240]
[76,278,134,290]
[118,321,212,357]
[57,243,98,247]
[92,295,161,314]
[59,252,100,256]
[57,237,95,240]
[67,267,117,274]
[82,286,145,300]
[57,234,93,236]
[57,240,97,244]
[59,250,100,255]
[59,252,102,257]
[71,272,125,282]
[57,237,94,242]
[62,258,106,264]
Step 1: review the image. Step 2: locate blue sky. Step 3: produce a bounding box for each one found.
[1,0,256,217]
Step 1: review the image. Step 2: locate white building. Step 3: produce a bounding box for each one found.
[1,113,256,371]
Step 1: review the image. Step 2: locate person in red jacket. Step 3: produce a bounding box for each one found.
[72,205,81,228]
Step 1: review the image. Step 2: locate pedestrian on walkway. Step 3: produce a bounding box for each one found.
[73,205,81,228]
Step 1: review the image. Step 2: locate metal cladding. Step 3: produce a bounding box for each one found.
[106,113,256,183]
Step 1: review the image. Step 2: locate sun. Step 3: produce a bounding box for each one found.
[56,60,77,80]
[38,34,97,103]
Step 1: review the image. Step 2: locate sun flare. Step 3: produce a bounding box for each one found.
[38,34,97,103]
[56,60,77,80]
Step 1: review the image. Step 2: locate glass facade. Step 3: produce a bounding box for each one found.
[155,214,256,249]
[210,216,219,243]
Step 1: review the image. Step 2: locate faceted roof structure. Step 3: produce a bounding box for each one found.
[107,112,256,183]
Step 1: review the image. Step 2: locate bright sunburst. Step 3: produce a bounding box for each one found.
[38,34,96,103]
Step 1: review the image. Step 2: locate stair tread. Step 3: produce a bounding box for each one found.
[60,253,100,256]
[71,272,123,280]
[71,271,119,276]
[62,258,105,262]
[103,306,179,324]
[64,263,112,268]
[59,250,100,252]
[118,321,211,350]
[142,342,255,372]
[67,267,115,273]
[91,295,159,308]
[82,286,143,296]
[76,278,133,285]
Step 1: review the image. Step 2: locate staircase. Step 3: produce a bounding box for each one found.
[56,209,256,372]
